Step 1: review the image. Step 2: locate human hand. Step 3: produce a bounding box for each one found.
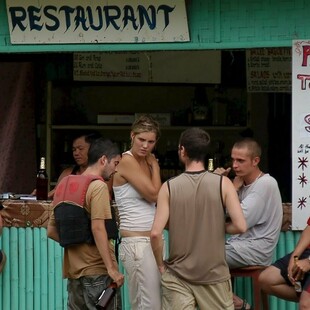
[291,259,309,281]
[232,176,244,191]
[146,153,160,169]
[158,264,166,275]
[287,256,296,284]
[214,167,231,176]
[108,269,125,288]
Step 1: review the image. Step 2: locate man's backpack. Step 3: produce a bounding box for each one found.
[53,175,119,247]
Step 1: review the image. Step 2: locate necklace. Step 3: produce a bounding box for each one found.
[243,171,263,188]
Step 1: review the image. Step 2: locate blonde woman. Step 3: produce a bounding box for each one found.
[113,114,162,310]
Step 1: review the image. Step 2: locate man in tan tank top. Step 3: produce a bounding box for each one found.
[151,127,247,310]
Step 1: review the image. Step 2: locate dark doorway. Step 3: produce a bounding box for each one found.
[268,93,292,202]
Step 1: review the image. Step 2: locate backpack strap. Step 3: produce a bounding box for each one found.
[53,174,103,207]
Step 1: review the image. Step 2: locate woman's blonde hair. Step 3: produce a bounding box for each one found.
[131,114,161,140]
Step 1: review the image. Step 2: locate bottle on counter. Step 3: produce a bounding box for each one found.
[192,86,210,125]
[293,256,302,294]
[36,157,49,200]
[207,158,214,172]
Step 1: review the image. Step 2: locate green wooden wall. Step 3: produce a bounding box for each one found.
[0,228,302,310]
[0,0,310,53]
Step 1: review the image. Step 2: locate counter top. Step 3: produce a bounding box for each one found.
[0,199,52,228]
[0,200,292,230]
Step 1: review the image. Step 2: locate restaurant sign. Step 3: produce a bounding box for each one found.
[292,40,310,230]
[6,0,189,44]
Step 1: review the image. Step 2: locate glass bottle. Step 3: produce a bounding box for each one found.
[36,157,49,200]
[192,86,209,125]
[207,158,214,172]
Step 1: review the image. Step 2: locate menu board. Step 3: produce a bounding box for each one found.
[246,48,291,93]
[73,52,150,82]
[73,51,221,84]
[292,40,310,230]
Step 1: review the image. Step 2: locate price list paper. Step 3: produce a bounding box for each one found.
[246,48,291,93]
[73,52,150,82]
[292,40,310,230]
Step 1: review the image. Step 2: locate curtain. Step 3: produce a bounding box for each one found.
[0,62,37,194]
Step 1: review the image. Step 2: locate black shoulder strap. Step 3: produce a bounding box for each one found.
[219,175,226,214]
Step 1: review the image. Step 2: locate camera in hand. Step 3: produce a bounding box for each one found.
[96,283,116,309]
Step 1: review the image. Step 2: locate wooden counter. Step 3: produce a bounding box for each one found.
[0,200,292,230]
[0,199,52,228]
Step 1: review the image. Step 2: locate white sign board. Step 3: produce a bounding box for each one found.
[292,40,310,230]
[73,51,221,84]
[246,48,291,93]
[6,0,189,44]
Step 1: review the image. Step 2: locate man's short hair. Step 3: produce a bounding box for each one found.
[179,127,211,162]
[88,138,120,165]
[233,137,262,158]
[72,131,102,145]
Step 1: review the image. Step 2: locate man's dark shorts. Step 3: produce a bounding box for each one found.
[272,248,310,293]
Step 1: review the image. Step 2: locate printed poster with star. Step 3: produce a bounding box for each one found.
[292,40,310,230]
